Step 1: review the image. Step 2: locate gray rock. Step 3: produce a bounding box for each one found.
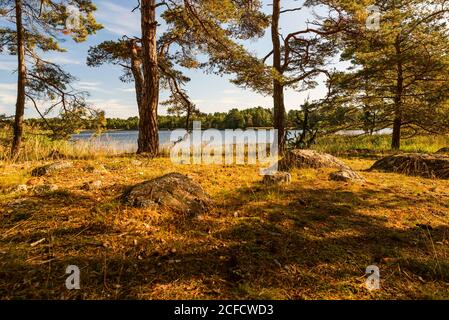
[370,153,449,179]
[31,162,73,177]
[131,160,143,166]
[82,180,103,191]
[279,149,351,171]
[436,147,449,154]
[33,184,59,194]
[84,164,108,175]
[123,173,213,215]
[263,172,292,185]
[13,184,28,192]
[330,170,366,183]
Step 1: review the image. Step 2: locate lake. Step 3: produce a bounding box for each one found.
[71,129,392,153]
[71,129,281,153]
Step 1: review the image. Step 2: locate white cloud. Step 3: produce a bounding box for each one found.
[0,83,16,91]
[76,81,113,94]
[0,61,16,71]
[119,87,136,93]
[223,89,240,94]
[78,81,102,87]
[0,83,17,115]
[95,1,140,36]
[88,98,137,118]
[46,56,82,65]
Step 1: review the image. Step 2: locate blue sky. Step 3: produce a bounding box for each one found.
[0,0,332,118]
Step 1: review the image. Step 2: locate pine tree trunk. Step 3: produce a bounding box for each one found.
[11,0,26,159]
[392,115,402,150]
[392,40,403,150]
[271,0,286,155]
[185,108,191,132]
[139,0,159,156]
[130,41,144,119]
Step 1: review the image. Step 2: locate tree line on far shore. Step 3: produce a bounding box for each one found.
[3,107,274,132]
[2,101,386,146]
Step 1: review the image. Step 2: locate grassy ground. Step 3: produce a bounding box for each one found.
[1,154,449,300]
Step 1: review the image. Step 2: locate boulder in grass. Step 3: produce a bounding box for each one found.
[131,160,143,166]
[436,147,449,154]
[13,184,28,193]
[82,180,103,191]
[84,164,108,175]
[263,172,292,186]
[31,161,73,177]
[330,170,366,183]
[33,184,59,195]
[123,173,213,215]
[279,149,351,171]
[370,153,449,179]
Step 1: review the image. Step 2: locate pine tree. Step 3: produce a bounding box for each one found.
[89,0,268,156]
[212,0,346,154]
[326,0,449,149]
[87,38,196,132]
[0,0,102,157]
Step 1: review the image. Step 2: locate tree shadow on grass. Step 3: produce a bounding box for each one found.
[1,180,449,299]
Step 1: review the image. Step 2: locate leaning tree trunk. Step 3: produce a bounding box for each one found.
[392,40,403,151]
[139,0,159,156]
[11,0,26,159]
[129,41,144,119]
[271,0,286,155]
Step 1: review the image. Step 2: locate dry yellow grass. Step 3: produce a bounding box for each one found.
[0,155,449,300]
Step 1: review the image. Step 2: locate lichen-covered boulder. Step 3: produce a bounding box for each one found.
[262,172,292,185]
[82,180,103,191]
[84,164,108,175]
[279,149,350,171]
[436,147,449,154]
[12,184,28,193]
[370,153,449,179]
[33,184,59,194]
[330,170,366,183]
[123,173,213,215]
[31,162,73,177]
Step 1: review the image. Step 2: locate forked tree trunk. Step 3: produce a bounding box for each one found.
[139,0,159,156]
[11,0,26,159]
[271,0,286,155]
[392,40,403,151]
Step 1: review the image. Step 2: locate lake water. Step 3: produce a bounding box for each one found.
[71,129,392,153]
[71,130,281,153]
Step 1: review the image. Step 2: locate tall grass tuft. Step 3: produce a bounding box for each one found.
[314,134,449,154]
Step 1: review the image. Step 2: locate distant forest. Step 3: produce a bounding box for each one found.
[2,104,373,141]
[17,107,286,131]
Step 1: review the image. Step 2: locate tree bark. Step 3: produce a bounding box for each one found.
[392,40,403,150]
[139,0,159,156]
[11,0,26,159]
[129,41,144,119]
[185,107,191,132]
[271,0,286,155]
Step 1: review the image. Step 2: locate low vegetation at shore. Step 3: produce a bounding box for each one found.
[2,127,449,162]
[1,134,449,299]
